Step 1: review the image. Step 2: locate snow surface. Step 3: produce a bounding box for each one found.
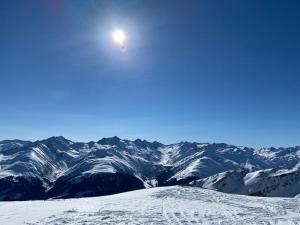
[0,186,299,225]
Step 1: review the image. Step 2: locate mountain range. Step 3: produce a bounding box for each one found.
[0,136,299,201]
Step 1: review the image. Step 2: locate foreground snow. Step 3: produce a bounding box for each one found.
[0,186,299,225]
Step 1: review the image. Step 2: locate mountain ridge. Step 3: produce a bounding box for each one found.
[0,136,299,200]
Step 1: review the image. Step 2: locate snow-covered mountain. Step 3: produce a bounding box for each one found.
[191,168,300,197]
[0,136,299,200]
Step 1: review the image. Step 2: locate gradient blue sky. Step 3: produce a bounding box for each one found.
[1,0,300,147]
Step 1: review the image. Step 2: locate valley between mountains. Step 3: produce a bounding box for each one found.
[0,136,300,200]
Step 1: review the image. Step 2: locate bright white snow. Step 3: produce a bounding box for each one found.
[0,186,299,225]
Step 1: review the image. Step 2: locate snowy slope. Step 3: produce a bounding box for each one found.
[0,186,299,225]
[0,137,166,200]
[1,136,300,200]
[0,137,83,200]
[192,168,300,197]
[161,143,261,184]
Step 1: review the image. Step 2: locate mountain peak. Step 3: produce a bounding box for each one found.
[133,139,163,149]
[97,136,123,146]
[36,136,72,150]
[1,136,300,200]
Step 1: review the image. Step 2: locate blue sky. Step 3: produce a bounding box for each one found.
[1,0,300,147]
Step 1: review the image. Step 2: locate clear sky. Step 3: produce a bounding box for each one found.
[1,0,300,148]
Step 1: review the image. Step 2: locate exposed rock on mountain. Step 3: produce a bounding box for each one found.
[0,137,299,200]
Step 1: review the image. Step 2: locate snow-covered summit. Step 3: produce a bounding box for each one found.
[0,136,300,200]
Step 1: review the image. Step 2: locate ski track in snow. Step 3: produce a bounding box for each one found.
[0,186,299,225]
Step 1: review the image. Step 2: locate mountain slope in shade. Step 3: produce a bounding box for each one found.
[0,136,300,200]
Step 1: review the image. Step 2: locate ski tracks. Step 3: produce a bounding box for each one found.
[162,197,199,225]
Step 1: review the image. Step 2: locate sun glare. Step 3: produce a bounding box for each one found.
[112,29,126,45]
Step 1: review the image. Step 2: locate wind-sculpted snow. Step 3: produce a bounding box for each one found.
[0,136,300,200]
[0,186,299,225]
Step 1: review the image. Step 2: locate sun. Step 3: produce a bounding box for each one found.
[112,29,126,45]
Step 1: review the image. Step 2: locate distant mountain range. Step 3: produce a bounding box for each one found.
[0,136,299,200]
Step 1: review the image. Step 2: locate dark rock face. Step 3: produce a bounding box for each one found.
[0,140,31,153]
[47,173,145,199]
[0,173,144,201]
[97,136,125,147]
[0,176,45,201]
